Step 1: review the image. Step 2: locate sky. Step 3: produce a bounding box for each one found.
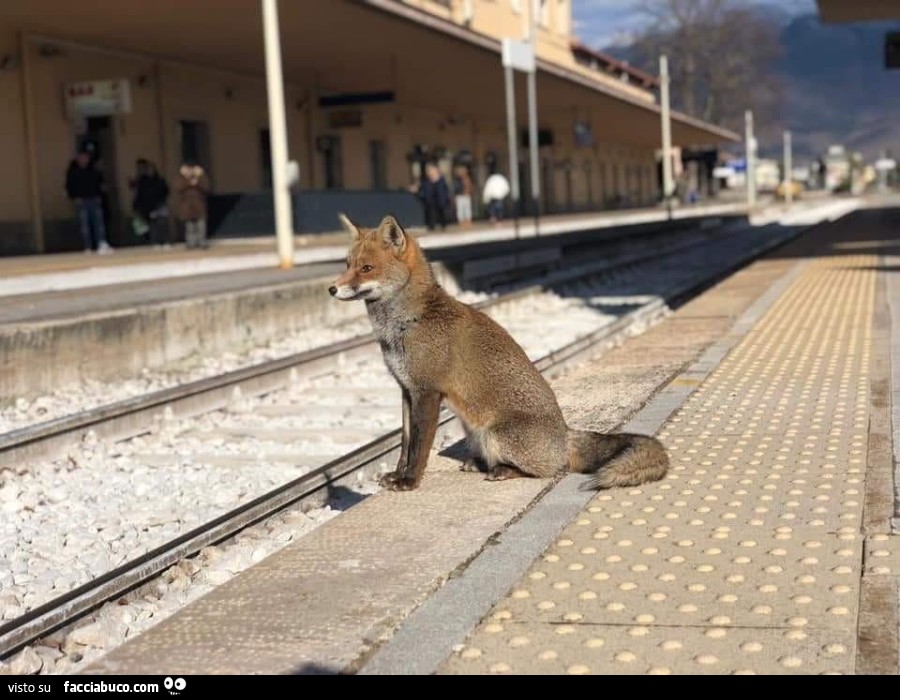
[572,0,817,47]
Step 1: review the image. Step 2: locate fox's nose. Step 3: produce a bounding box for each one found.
[328,286,338,297]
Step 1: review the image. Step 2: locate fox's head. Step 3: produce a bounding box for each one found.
[329,214,419,303]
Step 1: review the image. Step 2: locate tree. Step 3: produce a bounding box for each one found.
[627,0,784,137]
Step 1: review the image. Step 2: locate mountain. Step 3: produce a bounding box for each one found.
[604,13,900,162]
[778,15,900,161]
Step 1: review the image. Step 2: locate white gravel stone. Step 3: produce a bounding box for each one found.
[0,647,43,675]
[204,570,231,586]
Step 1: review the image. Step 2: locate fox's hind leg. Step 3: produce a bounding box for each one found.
[487,418,567,479]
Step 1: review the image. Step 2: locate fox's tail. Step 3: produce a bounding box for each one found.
[567,430,669,490]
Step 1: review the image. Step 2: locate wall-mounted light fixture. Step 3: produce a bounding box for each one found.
[37,44,63,58]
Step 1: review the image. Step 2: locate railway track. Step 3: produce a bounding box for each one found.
[0,220,799,667]
[0,224,730,470]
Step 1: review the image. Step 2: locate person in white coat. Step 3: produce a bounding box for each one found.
[482,171,510,225]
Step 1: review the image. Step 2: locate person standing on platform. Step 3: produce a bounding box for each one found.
[453,164,474,228]
[482,171,511,225]
[130,159,171,249]
[65,148,113,254]
[176,161,211,249]
[415,162,450,231]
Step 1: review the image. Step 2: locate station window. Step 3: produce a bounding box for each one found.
[321,136,343,190]
[259,128,272,189]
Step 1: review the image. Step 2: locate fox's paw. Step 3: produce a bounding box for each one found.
[379,471,419,491]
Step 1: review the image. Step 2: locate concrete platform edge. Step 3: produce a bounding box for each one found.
[857,254,900,674]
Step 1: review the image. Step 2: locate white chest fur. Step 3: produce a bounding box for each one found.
[367,302,414,387]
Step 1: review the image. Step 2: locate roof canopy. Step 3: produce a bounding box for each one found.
[1,0,738,147]
[816,0,899,22]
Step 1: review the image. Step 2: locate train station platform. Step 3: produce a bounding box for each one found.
[427,206,894,675]
[80,198,900,676]
[2,197,792,398]
[0,200,754,299]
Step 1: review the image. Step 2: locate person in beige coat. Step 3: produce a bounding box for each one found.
[175,161,211,249]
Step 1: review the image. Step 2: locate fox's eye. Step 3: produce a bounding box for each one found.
[361,265,374,273]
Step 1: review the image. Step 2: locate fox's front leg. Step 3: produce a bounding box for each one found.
[379,389,441,491]
[379,388,411,488]
[396,389,412,472]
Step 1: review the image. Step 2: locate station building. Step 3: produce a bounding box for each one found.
[0,0,737,254]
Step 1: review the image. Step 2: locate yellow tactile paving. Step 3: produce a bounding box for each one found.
[442,254,878,675]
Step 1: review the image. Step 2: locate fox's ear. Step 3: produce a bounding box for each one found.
[378,215,407,255]
[338,213,362,241]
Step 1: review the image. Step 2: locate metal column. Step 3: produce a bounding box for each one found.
[783,130,793,206]
[262,0,295,269]
[660,54,673,214]
[745,110,757,210]
[504,64,521,237]
[527,0,540,233]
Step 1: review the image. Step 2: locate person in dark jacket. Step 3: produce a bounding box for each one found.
[416,162,450,231]
[65,149,112,253]
[130,159,171,248]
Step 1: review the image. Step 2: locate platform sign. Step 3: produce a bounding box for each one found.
[502,38,535,74]
[886,31,900,70]
[713,166,735,179]
[876,158,897,171]
[65,79,132,118]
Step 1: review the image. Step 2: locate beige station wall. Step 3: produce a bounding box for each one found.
[0,19,662,253]
[0,31,315,251]
[24,40,309,218]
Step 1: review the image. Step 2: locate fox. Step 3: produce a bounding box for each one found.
[328,213,669,492]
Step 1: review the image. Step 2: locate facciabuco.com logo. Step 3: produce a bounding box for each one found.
[163,678,186,695]
[63,681,160,693]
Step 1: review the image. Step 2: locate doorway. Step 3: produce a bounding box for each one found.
[179,120,212,174]
[369,140,388,190]
[321,136,343,189]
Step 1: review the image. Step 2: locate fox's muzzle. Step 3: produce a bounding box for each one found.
[330,282,378,301]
